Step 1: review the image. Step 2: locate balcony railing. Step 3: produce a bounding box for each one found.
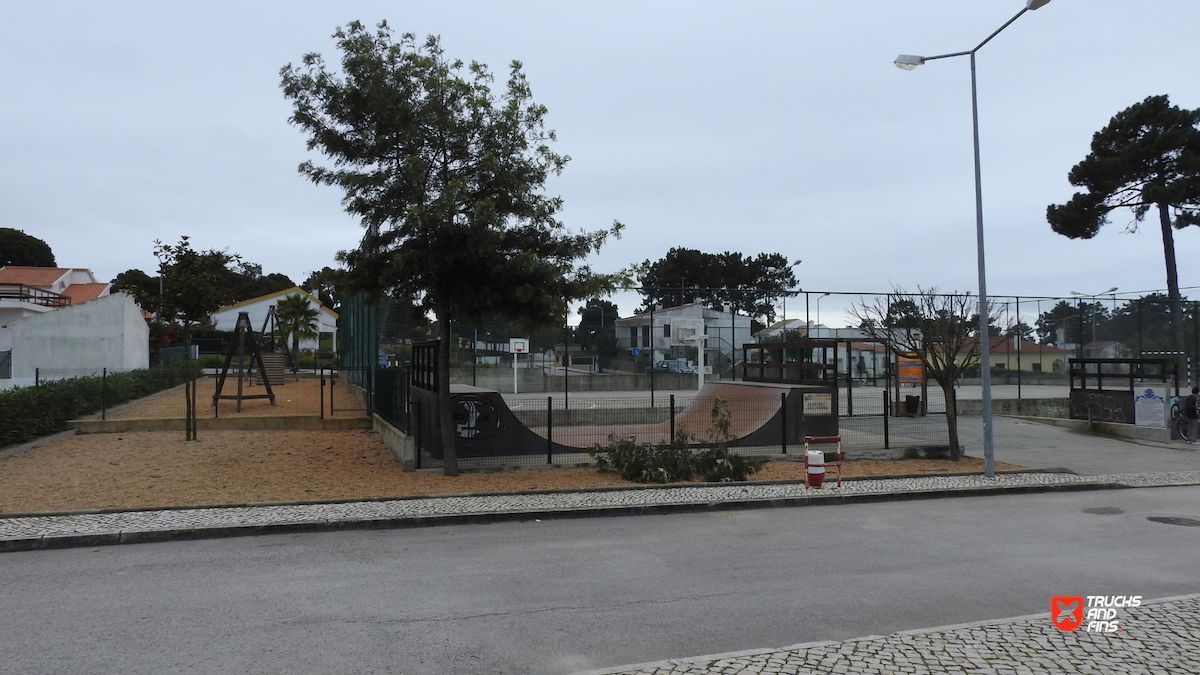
[0,284,71,308]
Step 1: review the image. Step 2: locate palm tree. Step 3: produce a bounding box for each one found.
[275,293,320,369]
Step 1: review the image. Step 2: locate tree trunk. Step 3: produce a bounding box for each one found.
[1159,203,1188,390]
[940,377,962,461]
[437,307,459,476]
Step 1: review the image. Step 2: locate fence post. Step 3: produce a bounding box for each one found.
[780,391,787,454]
[102,368,107,420]
[414,399,422,471]
[319,366,324,420]
[35,367,39,386]
[846,340,854,417]
[883,387,890,450]
[649,304,655,407]
[546,396,553,465]
[669,394,675,440]
[1016,296,1023,399]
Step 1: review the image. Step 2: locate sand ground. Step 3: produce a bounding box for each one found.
[0,428,1020,514]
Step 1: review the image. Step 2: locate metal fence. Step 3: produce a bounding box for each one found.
[95,369,371,420]
[373,368,408,432]
[410,389,952,471]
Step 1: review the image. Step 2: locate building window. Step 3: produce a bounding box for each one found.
[663,323,671,338]
[1032,362,1042,373]
[641,325,650,348]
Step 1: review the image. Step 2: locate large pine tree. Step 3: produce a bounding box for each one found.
[1047,95,1200,378]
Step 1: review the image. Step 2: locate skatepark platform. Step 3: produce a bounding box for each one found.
[409,381,839,460]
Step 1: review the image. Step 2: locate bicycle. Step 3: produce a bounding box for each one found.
[1170,396,1192,441]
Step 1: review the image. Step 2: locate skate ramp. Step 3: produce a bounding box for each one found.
[412,382,838,459]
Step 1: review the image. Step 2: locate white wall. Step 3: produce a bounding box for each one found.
[4,292,149,387]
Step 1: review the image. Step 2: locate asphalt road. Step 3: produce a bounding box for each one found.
[4,486,1198,675]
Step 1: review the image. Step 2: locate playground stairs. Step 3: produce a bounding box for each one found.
[256,353,288,386]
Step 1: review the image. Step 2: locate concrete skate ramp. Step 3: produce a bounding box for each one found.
[669,382,802,443]
[411,385,579,460]
[565,381,838,449]
[412,382,838,459]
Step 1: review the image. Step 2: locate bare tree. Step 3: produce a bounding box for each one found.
[851,287,993,461]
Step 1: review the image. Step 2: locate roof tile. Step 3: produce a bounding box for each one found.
[0,266,71,286]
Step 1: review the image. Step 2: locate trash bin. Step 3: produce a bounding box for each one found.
[905,395,920,417]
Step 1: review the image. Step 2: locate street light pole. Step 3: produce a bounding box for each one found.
[895,0,1053,478]
[1071,287,1119,350]
[815,292,831,335]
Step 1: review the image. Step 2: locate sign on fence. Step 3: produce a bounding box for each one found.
[1133,386,1168,429]
[897,353,923,384]
[803,393,833,415]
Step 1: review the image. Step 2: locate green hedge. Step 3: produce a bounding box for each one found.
[0,362,203,448]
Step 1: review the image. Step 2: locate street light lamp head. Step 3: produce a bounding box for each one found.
[1071,286,1119,297]
[894,54,925,70]
[1026,0,1053,9]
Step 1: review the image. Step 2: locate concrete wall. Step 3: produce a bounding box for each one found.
[5,293,149,388]
[1022,416,1171,444]
[955,397,1071,418]
[451,367,706,393]
[373,414,416,471]
[71,416,371,433]
[956,375,1070,386]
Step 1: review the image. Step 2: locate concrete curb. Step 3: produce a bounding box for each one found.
[70,416,372,433]
[0,477,1139,554]
[0,428,81,460]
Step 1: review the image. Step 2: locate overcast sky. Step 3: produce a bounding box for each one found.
[2,0,1198,327]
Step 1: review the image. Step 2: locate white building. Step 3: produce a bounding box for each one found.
[1,266,115,382]
[615,302,754,374]
[0,266,110,352]
[210,287,338,352]
[3,292,148,389]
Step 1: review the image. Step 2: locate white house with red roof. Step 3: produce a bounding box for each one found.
[209,287,337,353]
[0,266,111,353]
[0,267,150,388]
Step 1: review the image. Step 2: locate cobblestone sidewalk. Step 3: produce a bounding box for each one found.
[3,469,1199,552]
[577,593,1200,675]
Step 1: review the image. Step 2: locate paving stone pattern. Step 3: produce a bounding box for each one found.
[3,470,1200,542]
[584,594,1200,675]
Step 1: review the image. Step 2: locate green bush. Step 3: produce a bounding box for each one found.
[590,433,697,483]
[0,361,203,448]
[694,445,769,482]
[588,397,769,483]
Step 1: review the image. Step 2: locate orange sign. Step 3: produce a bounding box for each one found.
[897,353,923,383]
